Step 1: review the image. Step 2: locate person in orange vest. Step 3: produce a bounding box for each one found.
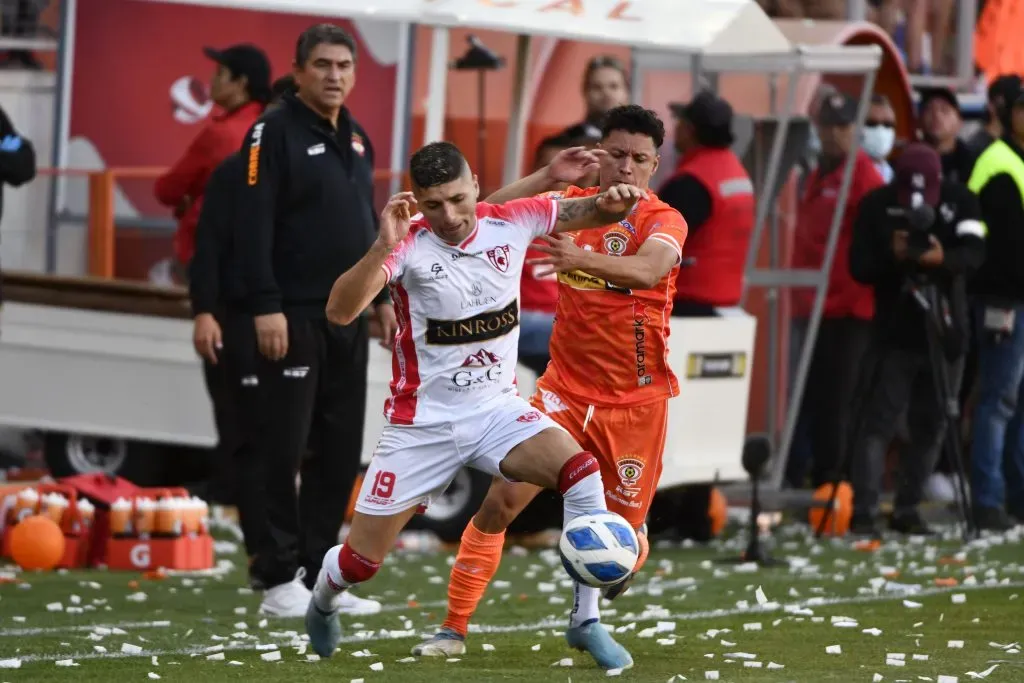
[658,91,755,316]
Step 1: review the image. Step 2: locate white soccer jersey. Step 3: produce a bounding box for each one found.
[380,196,559,425]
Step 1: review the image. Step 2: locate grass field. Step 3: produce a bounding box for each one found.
[0,524,1022,682]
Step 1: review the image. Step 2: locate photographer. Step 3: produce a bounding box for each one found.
[848,143,984,537]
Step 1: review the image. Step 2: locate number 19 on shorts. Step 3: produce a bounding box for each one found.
[371,470,396,499]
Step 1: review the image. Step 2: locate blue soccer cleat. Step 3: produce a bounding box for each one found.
[305,595,342,658]
[565,619,634,670]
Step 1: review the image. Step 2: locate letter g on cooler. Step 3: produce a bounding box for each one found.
[130,543,151,569]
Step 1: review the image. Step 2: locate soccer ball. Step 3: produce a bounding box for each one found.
[558,511,639,587]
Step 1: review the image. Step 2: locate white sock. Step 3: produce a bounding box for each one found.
[313,545,347,612]
[561,467,606,526]
[570,582,602,628]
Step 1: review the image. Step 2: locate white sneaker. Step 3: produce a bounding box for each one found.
[337,590,382,616]
[259,568,311,618]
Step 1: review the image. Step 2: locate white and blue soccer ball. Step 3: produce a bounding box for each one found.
[558,510,639,587]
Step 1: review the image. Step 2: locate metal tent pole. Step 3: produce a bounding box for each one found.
[44,0,77,274]
[388,22,414,195]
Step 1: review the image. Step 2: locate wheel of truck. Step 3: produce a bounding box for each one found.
[43,433,165,486]
[410,467,492,543]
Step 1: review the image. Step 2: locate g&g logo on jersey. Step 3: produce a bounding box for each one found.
[426,300,519,345]
[247,122,264,186]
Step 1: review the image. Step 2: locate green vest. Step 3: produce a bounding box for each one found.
[967,138,1024,207]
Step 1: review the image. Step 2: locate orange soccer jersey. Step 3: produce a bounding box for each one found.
[542,185,689,407]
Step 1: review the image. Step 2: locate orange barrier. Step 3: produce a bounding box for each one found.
[36,167,407,280]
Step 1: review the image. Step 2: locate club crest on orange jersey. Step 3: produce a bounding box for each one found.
[603,229,629,256]
[616,457,644,487]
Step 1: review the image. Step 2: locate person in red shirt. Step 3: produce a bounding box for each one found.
[155,44,271,279]
[791,91,884,488]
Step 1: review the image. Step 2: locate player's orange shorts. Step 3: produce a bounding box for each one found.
[529,378,667,528]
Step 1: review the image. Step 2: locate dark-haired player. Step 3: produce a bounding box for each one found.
[305,140,647,669]
[415,105,688,662]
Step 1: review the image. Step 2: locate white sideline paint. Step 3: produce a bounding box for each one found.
[0,620,172,638]
[0,600,444,638]
[10,581,1023,665]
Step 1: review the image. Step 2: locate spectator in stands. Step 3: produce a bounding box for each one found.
[902,0,955,74]
[155,43,271,283]
[0,0,49,69]
[791,92,884,489]
[187,77,295,572]
[659,91,754,316]
[555,55,630,141]
[967,75,1022,154]
[862,94,896,183]
[964,83,1024,530]
[919,87,974,184]
[0,104,35,319]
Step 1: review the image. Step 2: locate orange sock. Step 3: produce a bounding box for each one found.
[442,517,505,637]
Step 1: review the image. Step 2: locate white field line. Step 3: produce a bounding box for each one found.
[6,563,1007,636]
[0,600,447,638]
[10,580,1023,665]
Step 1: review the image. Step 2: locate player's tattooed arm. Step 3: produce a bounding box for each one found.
[552,183,645,234]
[486,147,602,203]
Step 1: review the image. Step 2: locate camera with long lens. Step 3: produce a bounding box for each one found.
[903,195,936,261]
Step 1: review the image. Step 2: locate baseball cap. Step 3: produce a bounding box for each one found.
[816,92,857,126]
[988,74,1022,107]
[668,91,734,146]
[893,142,942,207]
[918,86,959,115]
[204,44,271,101]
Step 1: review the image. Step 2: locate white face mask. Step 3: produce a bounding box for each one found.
[861,125,895,160]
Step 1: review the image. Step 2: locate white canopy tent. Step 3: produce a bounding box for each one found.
[108,0,882,485]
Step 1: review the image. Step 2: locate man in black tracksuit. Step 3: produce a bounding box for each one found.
[234,24,392,616]
[848,143,985,537]
[188,76,297,588]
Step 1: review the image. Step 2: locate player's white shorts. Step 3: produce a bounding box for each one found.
[355,395,561,516]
